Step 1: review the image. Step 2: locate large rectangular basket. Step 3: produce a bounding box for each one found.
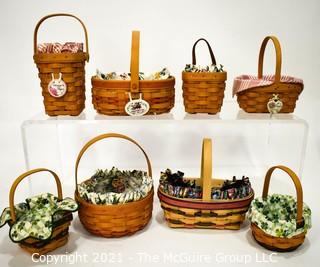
[158,138,254,230]
[74,133,153,237]
[233,36,303,113]
[182,39,227,114]
[91,31,175,115]
[8,168,73,256]
[33,13,89,116]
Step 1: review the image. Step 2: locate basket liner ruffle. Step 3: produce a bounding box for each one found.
[247,194,311,238]
[0,193,78,242]
[232,75,303,96]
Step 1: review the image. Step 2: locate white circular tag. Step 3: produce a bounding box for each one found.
[48,73,67,98]
[125,98,150,116]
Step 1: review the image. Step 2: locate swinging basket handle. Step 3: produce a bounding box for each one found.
[9,168,63,222]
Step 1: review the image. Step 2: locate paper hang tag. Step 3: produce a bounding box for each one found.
[125,93,150,116]
[48,73,67,98]
[267,94,283,114]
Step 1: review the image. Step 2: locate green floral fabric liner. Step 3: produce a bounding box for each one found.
[78,167,153,205]
[184,64,224,73]
[248,194,311,238]
[0,193,78,242]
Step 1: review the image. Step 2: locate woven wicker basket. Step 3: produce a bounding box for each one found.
[92,31,175,115]
[8,168,73,256]
[251,166,308,252]
[158,138,254,230]
[33,13,89,116]
[74,133,153,237]
[235,36,303,113]
[182,38,227,114]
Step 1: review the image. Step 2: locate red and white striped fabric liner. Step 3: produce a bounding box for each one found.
[37,42,83,53]
[232,75,303,96]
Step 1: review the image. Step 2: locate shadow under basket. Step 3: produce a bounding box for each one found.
[158,138,254,230]
[74,133,154,237]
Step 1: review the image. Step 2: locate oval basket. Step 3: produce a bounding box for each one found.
[158,138,254,230]
[74,133,154,237]
[91,31,175,115]
[182,38,227,114]
[33,13,89,116]
[8,168,73,255]
[233,36,303,113]
[251,166,308,252]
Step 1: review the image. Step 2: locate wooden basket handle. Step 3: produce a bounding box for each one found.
[262,165,304,228]
[130,31,140,93]
[192,38,217,65]
[33,13,89,62]
[75,133,152,190]
[200,138,213,202]
[9,168,63,222]
[258,36,282,83]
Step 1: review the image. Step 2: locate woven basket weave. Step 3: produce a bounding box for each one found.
[33,13,89,116]
[74,133,153,237]
[235,36,303,113]
[158,139,254,230]
[251,166,307,252]
[9,168,73,256]
[92,31,175,115]
[182,38,227,114]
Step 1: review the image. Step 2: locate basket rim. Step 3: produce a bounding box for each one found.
[91,76,175,83]
[251,223,306,240]
[158,186,254,210]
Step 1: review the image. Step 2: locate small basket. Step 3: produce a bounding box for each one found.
[8,168,73,255]
[74,133,153,237]
[182,38,227,114]
[250,166,309,252]
[233,36,303,113]
[33,13,89,116]
[91,31,175,115]
[158,138,254,230]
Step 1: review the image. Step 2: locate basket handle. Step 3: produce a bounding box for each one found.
[75,133,152,190]
[130,31,140,93]
[33,13,89,62]
[192,38,217,65]
[200,138,213,202]
[258,36,282,83]
[9,168,63,222]
[262,165,304,228]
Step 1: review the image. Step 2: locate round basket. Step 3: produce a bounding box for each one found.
[74,133,154,237]
[250,165,309,252]
[182,38,227,114]
[234,36,303,113]
[33,13,89,116]
[9,168,73,255]
[158,138,254,230]
[91,31,175,115]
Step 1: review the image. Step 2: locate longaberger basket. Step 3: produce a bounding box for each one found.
[182,39,227,114]
[74,133,154,237]
[233,36,303,113]
[249,166,311,252]
[91,31,175,115]
[5,169,74,255]
[33,13,89,116]
[158,138,254,230]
